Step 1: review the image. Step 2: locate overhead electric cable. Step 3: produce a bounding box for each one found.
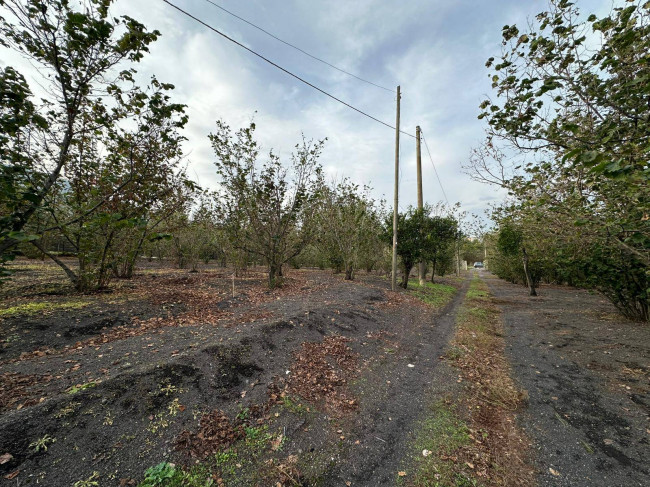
[162,0,415,138]
[420,130,449,204]
[202,0,395,93]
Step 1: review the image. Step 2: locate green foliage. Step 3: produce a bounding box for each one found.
[315,179,385,279]
[409,281,457,308]
[473,0,649,320]
[382,206,427,288]
[211,120,325,288]
[383,206,458,288]
[0,0,191,291]
[422,213,458,280]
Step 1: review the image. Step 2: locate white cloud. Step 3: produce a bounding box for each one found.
[1,0,613,223]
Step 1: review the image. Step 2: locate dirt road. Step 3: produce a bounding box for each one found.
[485,272,649,486]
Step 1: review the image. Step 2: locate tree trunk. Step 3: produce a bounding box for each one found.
[345,263,353,280]
[269,263,280,288]
[401,264,412,289]
[431,259,437,283]
[522,247,537,296]
[31,240,79,286]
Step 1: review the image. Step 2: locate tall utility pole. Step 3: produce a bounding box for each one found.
[391,86,401,291]
[416,126,424,285]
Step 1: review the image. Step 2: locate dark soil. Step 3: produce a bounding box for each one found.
[0,260,467,486]
[485,272,649,486]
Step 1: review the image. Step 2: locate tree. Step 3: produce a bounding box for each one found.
[316,180,381,280]
[210,121,324,288]
[422,215,457,282]
[469,0,649,320]
[383,207,428,289]
[0,0,164,278]
[497,224,537,296]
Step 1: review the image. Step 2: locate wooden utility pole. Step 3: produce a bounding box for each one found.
[391,86,401,291]
[416,126,424,285]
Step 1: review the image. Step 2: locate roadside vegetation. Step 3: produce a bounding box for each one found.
[467,0,649,321]
[404,276,533,486]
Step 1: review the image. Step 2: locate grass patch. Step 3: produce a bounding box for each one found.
[138,462,214,487]
[0,300,90,318]
[404,276,533,486]
[409,281,457,309]
[405,400,475,486]
[280,395,310,414]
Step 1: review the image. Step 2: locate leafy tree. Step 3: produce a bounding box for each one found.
[496,223,538,296]
[383,207,427,289]
[469,0,649,320]
[0,0,164,279]
[316,180,381,280]
[210,121,324,288]
[422,214,457,282]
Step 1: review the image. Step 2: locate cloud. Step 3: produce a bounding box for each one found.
[1,0,612,224]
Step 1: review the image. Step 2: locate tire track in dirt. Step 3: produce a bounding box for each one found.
[485,273,649,487]
[322,276,471,486]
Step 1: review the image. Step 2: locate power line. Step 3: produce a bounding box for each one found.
[161,0,415,139]
[420,129,449,204]
[201,0,395,93]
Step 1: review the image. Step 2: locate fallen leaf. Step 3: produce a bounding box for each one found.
[0,453,13,465]
[271,435,284,451]
[398,471,407,477]
[549,468,560,477]
[603,439,614,445]
[4,470,19,480]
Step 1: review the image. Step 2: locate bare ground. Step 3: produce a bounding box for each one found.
[0,260,465,486]
[484,272,649,486]
[2,260,646,486]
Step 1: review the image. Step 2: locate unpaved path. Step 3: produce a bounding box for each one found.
[484,272,649,486]
[323,277,470,485]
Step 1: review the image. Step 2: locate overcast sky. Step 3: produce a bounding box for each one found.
[2,0,610,221]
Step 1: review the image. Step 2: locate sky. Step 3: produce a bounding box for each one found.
[1,0,610,222]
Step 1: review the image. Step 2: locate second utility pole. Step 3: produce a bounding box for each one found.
[391,86,401,291]
[416,126,424,285]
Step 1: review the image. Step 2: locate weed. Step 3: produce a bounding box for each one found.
[66,381,98,394]
[445,346,464,360]
[236,406,250,421]
[281,395,310,414]
[138,462,214,487]
[167,398,183,417]
[140,462,175,486]
[54,401,81,418]
[407,402,472,486]
[103,411,114,426]
[73,471,100,487]
[409,282,457,309]
[214,449,239,477]
[29,435,56,452]
[147,413,170,434]
[244,425,272,445]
